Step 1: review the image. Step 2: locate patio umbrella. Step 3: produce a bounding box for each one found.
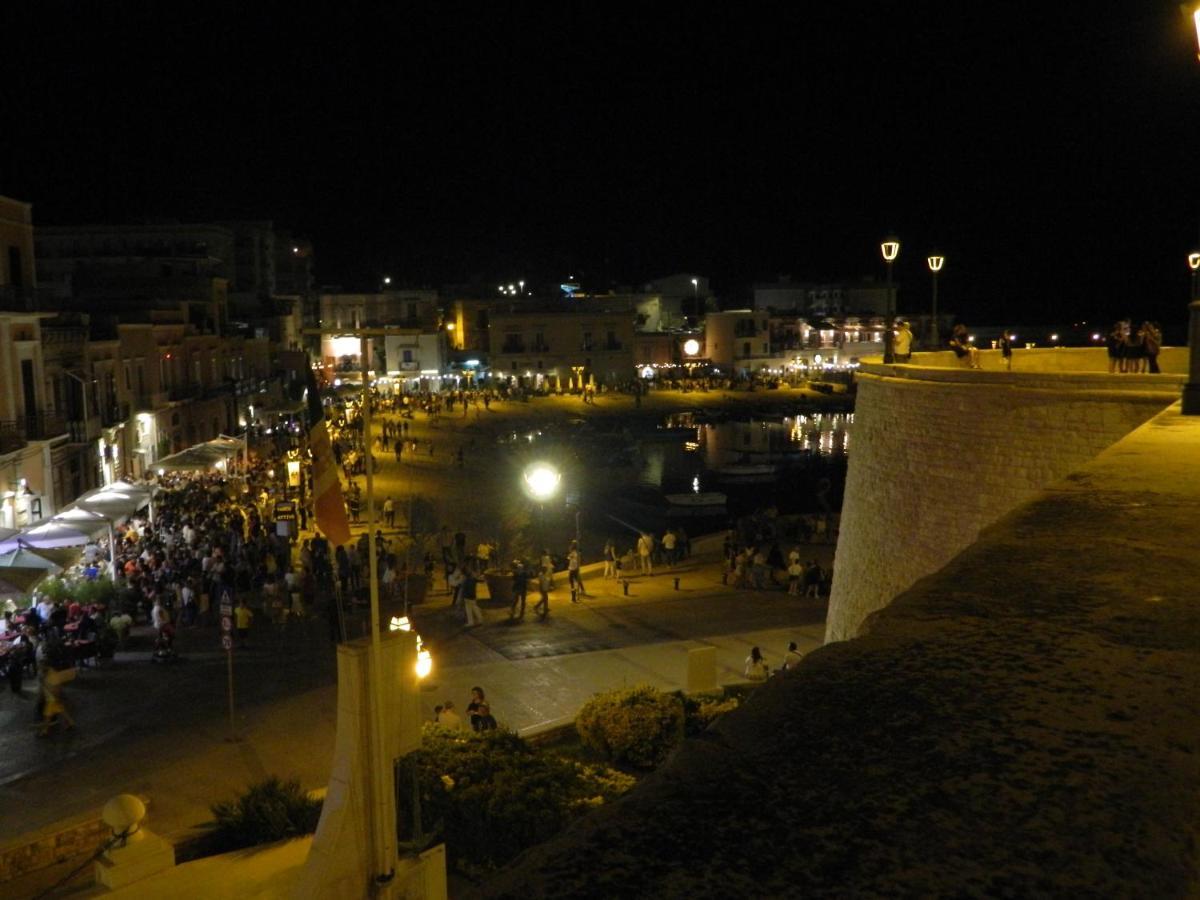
[0,520,94,551]
[0,527,17,544]
[76,489,142,521]
[103,481,157,522]
[53,508,119,583]
[0,546,63,592]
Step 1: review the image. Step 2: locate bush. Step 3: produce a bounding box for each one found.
[207,777,322,853]
[681,691,741,736]
[576,684,685,769]
[397,726,633,875]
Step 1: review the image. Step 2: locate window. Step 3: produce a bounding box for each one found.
[403,350,413,363]
[743,342,751,357]
[582,331,594,350]
[8,246,23,287]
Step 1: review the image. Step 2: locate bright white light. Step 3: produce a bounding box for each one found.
[1050,333,1059,341]
[523,462,561,500]
[383,276,392,285]
[1092,333,1101,341]
[683,339,701,356]
[416,645,432,679]
[389,615,412,632]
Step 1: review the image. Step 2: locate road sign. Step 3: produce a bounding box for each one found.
[220,603,232,617]
[221,616,232,633]
[222,635,233,651]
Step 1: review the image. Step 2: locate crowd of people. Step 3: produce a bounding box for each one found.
[1107,320,1163,374]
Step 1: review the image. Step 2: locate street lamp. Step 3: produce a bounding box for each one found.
[523,462,561,554]
[880,236,900,363]
[1184,252,1200,415]
[927,254,945,349]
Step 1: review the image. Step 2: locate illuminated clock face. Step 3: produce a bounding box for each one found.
[683,339,700,356]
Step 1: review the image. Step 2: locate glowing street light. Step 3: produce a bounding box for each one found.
[927,254,944,349]
[1194,7,1200,60]
[1185,251,1200,415]
[683,338,701,357]
[523,462,561,501]
[880,236,900,363]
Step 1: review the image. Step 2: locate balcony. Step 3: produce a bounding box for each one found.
[501,341,527,354]
[68,415,102,444]
[531,342,550,353]
[604,341,624,351]
[0,285,58,313]
[169,384,201,402]
[0,413,68,453]
[101,402,129,428]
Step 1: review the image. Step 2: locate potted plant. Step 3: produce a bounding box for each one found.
[483,505,535,607]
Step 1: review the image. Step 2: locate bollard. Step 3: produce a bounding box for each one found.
[674,577,680,591]
[622,580,629,596]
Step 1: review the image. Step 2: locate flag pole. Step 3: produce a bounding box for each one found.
[361,334,395,885]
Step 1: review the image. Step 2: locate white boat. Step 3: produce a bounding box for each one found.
[662,494,724,513]
[714,464,777,479]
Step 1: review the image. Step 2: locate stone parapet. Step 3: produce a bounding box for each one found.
[825,369,1175,642]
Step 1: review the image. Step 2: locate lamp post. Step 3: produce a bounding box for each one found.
[1183,252,1200,415]
[523,462,561,558]
[927,254,945,349]
[880,237,900,363]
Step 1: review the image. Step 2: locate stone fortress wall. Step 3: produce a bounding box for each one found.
[825,347,1188,642]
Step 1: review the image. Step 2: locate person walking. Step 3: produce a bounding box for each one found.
[510,560,529,621]
[463,563,483,627]
[383,496,396,529]
[637,532,653,575]
[662,528,677,568]
[234,597,253,648]
[448,564,466,616]
[567,541,588,599]
[602,538,617,579]
[534,567,552,620]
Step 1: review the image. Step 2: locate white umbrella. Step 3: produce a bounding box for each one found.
[54,508,121,583]
[0,520,94,550]
[77,489,143,521]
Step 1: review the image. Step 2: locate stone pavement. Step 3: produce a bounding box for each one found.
[0,539,829,853]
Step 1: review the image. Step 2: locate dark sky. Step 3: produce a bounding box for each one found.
[3,3,1198,334]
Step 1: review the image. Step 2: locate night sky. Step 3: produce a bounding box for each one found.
[4,3,1198,335]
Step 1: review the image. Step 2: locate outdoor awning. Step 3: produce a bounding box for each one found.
[155,438,244,471]
[52,507,116,534]
[75,488,145,521]
[0,520,95,551]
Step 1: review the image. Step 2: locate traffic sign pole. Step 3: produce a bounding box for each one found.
[219,584,237,741]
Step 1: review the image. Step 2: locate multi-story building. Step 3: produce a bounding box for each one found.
[0,195,68,530]
[753,277,891,318]
[317,290,445,382]
[708,309,886,375]
[488,307,636,389]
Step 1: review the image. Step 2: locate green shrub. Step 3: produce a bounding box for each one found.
[207,777,322,853]
[576,684,685,769]
[681,692,741,736]
[397,726,634,875]
[74,578,117,607]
